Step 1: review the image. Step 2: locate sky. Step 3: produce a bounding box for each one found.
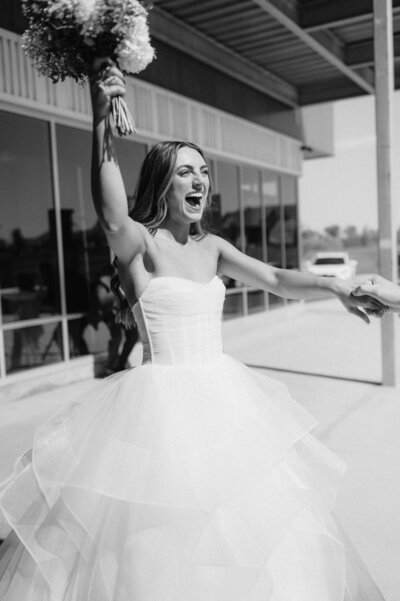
[298,91,400,233]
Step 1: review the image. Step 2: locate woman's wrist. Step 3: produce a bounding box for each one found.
[316,276,348,298]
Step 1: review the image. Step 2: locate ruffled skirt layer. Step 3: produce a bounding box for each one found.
[0,355,385,600]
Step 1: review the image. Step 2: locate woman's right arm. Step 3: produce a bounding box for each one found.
[90,59,147,264]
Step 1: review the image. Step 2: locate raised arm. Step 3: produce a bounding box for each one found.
[215,236,386,323]
[90,59,147,264]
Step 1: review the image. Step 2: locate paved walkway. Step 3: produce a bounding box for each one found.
[223,299,400,601]
[1,298,399,600]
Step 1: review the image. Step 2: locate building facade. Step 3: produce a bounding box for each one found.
[0,21,302,392]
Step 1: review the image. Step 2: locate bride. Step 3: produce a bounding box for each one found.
[0,59,386,600]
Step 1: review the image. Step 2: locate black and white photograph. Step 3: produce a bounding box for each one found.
[0,1,399,600]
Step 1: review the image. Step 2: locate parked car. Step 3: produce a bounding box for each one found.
[304,252,358,279]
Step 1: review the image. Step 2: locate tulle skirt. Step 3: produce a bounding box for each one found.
[0,355,385,600]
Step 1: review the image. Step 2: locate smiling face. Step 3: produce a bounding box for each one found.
[164,146,210,226]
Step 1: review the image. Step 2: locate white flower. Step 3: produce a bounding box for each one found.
[73,0,99,25]
[22,0,156,83]
[117,15,155,74]
[47,0,75,15]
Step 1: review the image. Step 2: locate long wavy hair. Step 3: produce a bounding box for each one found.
[112,140,213,328]
[130,140,212,235]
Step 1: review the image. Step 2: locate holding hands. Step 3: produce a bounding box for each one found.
[335,279,389,324]
[352,275,400,312]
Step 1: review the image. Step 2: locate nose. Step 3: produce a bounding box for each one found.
[192,176,202,190]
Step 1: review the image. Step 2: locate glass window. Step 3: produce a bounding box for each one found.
[223,292,244,320]
[56,125,109,317]
[281,174,299,270]
[214,160,243,317]
[247,290,266,314]
[214,161,241,250]
[262,170,284,307]
[56,126,146,360]
[4,322,63,374]
[0,112,61,324]
[115,138,147,206]
[242,166,263,260]
[241,166,265,313]
[67,316,108,359]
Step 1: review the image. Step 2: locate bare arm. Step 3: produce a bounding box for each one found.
[215,236,385,323]
[90,59,147,264]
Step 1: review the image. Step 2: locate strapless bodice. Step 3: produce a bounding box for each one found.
[132,276,226,365]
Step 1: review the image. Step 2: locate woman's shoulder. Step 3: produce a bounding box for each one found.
[198,232,224,247]
[201,233,233,253]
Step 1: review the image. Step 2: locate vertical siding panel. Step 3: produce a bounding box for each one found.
[3,37,12,94]
[0,28,301,175]
[0,37,5,93]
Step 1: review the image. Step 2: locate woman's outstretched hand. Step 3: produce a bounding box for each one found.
[352,275,400,312]
[90,58,126,124]
[335,280,389,324]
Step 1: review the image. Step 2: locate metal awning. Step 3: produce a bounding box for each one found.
[4,1,399,108]
[151,0,400,107]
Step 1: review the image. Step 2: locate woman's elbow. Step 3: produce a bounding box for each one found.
[102,219,124,234]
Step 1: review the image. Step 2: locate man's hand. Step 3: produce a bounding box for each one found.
[352,275,400,312]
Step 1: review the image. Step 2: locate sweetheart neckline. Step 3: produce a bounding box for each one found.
[131,275,223,310]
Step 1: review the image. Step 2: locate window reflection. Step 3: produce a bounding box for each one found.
[262,171,283,267]
[0,111,302,377]
[223,293,244,319]
[4,322,63,373]
[214,161,241,251]
[115,137,147,208]
[281,174,299,270]
[56,126,146,360]
[242,166,263,260]
[0,112,61,323]
[262,170,284,307]
[57,125,107,316]
[214,161,243,319]
[214,161,241,296]
[68,316,107,358]
[242,166,265,313]
[69,265,139,373]
[247,290,266,314]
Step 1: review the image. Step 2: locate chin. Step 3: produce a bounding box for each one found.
[183,211,203,224]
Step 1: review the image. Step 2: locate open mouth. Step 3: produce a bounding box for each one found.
[185,193,203,208]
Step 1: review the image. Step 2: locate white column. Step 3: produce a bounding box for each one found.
[373,0,398,385]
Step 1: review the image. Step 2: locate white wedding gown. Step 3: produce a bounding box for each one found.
[0,276,385,600]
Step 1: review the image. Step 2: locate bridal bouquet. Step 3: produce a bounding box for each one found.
[21,0,156,135]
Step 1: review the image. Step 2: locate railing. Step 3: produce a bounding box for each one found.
[0,27,302,175]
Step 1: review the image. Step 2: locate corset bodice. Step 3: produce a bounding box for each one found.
[132,276,225,365]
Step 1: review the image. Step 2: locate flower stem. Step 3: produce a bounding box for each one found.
[111,96,136,136]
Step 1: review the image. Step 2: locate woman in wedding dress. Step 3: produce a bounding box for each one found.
[0,60,387,600]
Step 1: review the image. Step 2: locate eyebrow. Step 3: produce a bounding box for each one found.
[176,163,208,170]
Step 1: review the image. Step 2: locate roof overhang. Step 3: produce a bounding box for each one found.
[151,0,400,107]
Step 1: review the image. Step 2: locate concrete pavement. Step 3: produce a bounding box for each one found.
[0,298,399,599]
[223,299,400,601]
